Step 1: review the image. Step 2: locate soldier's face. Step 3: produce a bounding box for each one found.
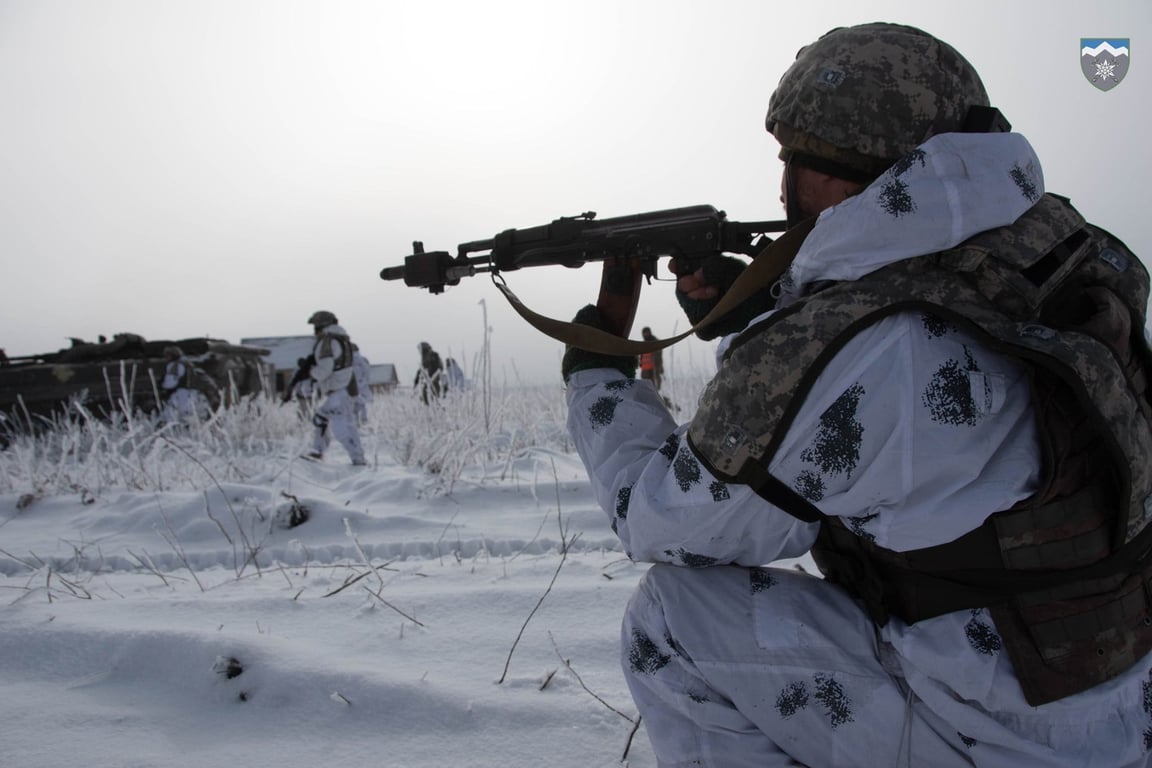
[781,164,864,219]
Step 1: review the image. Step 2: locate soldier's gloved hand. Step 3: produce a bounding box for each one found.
[561,304,638,384]
[673,254,776,340]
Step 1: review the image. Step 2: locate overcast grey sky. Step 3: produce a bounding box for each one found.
[2,0,1149,384]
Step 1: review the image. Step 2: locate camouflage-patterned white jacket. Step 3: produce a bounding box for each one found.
[566,131,1152,726]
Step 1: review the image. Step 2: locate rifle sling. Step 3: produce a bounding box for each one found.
[492,217,817,356]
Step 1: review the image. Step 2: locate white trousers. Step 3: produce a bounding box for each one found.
[621,564,1152,768]
[311,389,365,463]
[162,388,201,424]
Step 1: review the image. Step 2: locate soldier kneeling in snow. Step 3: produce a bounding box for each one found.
[563,22,1152,767]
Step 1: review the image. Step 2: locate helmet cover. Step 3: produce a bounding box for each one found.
[308,310,338,328]
[766,23,989,175]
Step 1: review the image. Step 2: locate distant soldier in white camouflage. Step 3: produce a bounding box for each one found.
[444,356,467,392]
[159,345,202,425]
[563,22,1152,767]
[414,341,444,405]
[304,311,366,466]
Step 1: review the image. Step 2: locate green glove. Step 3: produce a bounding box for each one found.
[561,305,638,384]
[676,255,776,340]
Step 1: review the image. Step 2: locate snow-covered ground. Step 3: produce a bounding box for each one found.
[0,381,812,768]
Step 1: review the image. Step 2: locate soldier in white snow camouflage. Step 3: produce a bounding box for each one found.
[303,311,366,466]
[563,22,1152,767]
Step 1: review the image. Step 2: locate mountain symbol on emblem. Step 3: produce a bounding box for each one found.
[1081,38,1129,91]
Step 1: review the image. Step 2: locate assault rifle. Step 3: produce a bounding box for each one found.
[379,205,787,294]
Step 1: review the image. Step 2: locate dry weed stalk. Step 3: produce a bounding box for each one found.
[0,547,43,572]
[321,563,397,597]
[547,632,644,763]
[498,461,577,685]
[154,512,205,592]
[333,518,426,627]
[127,549,167,586]
[547,632,634,721]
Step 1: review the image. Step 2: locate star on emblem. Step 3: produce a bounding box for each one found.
[1094,58,1118,81]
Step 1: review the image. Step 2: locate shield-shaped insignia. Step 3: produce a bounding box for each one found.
[1081,38,1130,91]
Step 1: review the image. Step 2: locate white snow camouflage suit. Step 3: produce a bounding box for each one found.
[310,324,365,464]
[565,132,1152,767]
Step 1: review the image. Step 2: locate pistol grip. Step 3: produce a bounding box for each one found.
[596,260,643,338]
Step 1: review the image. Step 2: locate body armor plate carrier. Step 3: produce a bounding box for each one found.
[314,332,358,397]
[687,194,1152,706]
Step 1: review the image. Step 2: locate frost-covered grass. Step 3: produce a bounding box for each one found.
[0,384,557,497]
[0,372,711,500]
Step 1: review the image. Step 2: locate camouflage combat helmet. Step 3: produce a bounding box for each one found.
[163,345,183,359]
[765,22,989,178]
[308,310,338,328]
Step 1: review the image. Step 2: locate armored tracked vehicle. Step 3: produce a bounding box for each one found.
[0,333,273,423]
